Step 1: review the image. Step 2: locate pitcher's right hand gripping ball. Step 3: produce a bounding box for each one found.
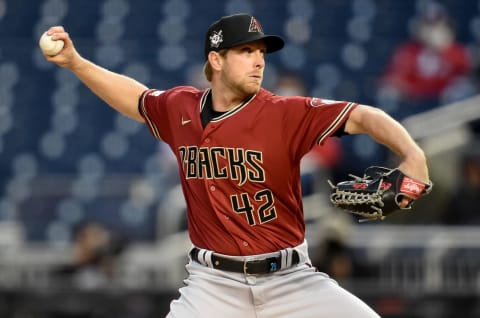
[328,166,433,222]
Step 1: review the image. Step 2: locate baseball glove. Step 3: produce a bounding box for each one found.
[328,166,433,222]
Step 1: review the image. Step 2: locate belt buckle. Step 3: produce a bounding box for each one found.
[243,259,262,275]
[243,259,253,275]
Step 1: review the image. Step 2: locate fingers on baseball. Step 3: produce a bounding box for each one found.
[47,25,65,35]
[46,26,69,43]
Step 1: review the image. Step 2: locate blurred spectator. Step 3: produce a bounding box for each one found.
[439,65,480,104]
[311,218,375,282]
[314,238,354,280]
[52,222,127,289]
[378,2,471,117]
[442,144,480,224]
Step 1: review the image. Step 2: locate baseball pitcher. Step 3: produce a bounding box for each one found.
[42,13,431,318]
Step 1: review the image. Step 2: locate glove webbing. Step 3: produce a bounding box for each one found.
[329,177,387,222]
[330,190,386,222]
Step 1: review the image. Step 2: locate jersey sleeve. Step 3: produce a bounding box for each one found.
[138,88,167,140]
[308,97,357,145]
[138,86,203,145]
[278,96,357,160]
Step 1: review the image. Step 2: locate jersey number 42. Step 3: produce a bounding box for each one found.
[230,189,277,226]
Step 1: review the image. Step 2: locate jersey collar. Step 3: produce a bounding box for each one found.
[200,89,257,123]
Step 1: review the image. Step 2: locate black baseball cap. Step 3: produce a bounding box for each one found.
[204,13,285,60]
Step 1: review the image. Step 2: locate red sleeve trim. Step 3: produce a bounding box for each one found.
[138,89,163,140]
[316,102,357,145]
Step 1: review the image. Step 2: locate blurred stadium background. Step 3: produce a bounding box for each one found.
[0,0,480,317]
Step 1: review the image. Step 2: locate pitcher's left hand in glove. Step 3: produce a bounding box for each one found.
[328,166,433,222]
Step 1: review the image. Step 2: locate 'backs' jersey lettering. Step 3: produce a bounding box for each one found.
[179,146,265,185]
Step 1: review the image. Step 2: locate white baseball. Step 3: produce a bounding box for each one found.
[39,31,64,56]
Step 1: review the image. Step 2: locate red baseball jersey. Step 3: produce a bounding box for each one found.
[139,86,357,256]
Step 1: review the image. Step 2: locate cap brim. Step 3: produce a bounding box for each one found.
[228,34,285,54]
[263,35,285,53]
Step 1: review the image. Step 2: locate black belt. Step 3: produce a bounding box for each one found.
[190,247,300,275]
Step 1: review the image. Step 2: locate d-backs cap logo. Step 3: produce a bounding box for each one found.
[248,17,264,33]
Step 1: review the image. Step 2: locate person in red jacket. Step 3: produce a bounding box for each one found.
[380,3,471,113]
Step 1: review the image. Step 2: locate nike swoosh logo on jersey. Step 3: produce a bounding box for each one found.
[181,117,192,125]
